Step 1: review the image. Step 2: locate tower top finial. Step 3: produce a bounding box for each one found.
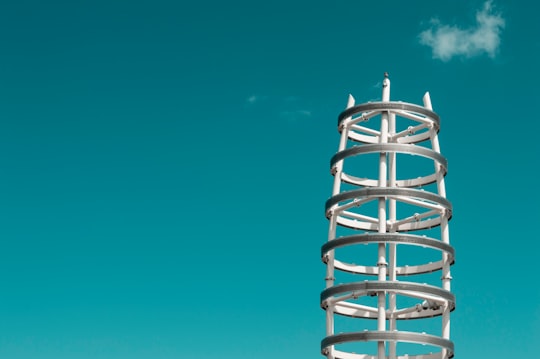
[384,72,389,78]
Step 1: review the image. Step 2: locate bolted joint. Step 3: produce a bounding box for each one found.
[322,348,329,356]
[321,300,329,309]
[322,254,329,263]
[422,300,441,310]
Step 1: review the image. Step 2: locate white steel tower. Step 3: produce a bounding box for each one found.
[321,74,455,359]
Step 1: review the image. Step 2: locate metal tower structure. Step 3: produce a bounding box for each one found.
[321,74,455,359]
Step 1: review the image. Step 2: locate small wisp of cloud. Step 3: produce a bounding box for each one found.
[245,94,312,122]
[246,95,266,104]
[280,109,312,122]
[419,1,505,61]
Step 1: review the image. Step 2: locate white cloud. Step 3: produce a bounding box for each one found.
[280,109,312,122]
[245,94,312,121]
[419,1,505,61]
[246,95,259,104]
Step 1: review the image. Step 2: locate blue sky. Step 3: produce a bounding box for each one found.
[0,1,538,358]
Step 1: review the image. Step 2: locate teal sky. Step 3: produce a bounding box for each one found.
[0,1,538,358]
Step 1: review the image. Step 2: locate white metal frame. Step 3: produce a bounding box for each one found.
[322,74,454,359]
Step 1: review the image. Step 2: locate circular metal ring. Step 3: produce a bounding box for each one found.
[322,331,454,358]
[338,102,440,128]
[321,233,455,275]
[325,187,452,231]
[321,281,455,320]
[321,281,455,306]
[331,144,447,188]
[331,144,447,170]
[326,188,451,213]
[341,172,440,188]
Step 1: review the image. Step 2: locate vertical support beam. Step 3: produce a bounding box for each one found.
[332,95,355,195]
[324,214,336,359]
[424,92,451,359]
[325,95,355,359]
[387,109,397,359]
[377,74,390,359]
[327,95,354,290]
[325,215,337,289]
[325,304,334,359]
